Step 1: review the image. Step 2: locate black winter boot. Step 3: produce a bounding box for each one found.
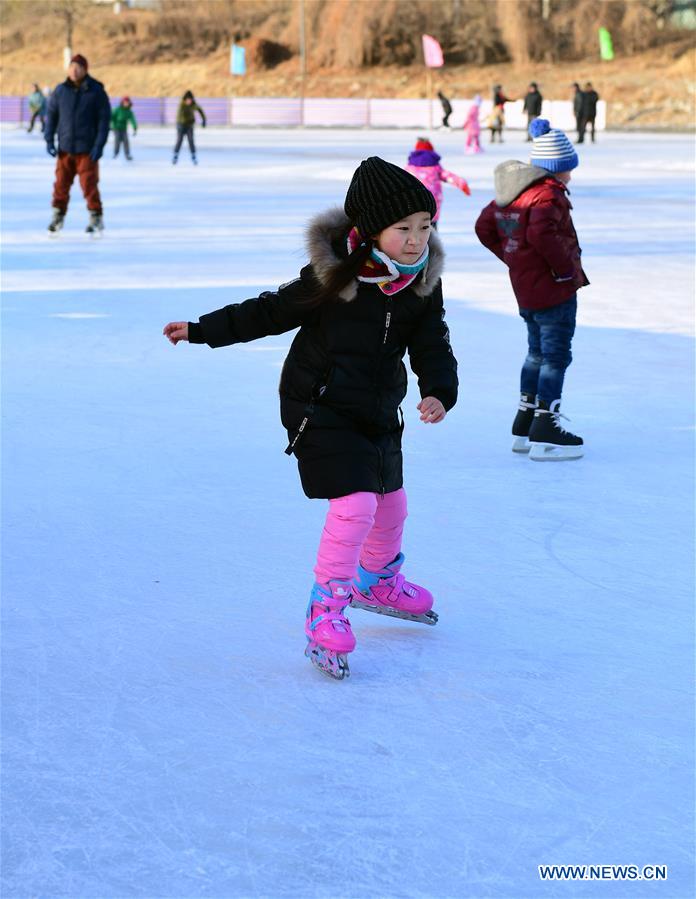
[511,392,537,453]
[528,400,584,461]
[47,208,65,234]
[85,211,104,235]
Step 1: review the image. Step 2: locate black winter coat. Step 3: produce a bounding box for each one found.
[45,76,111,156]
[189,208,458,499]
[583,89,599,119]
[523,90,543,117]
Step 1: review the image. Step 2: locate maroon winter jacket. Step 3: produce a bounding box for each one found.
[475,161,589,310]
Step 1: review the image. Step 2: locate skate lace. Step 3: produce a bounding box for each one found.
[551,409,573,435]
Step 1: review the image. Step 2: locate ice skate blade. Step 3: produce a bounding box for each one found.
[511,436,531,453]
[529,442,584,462]
[350,598,438,626]
[305,642,350,680]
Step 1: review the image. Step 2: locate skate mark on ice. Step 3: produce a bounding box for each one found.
[544,521,615,593]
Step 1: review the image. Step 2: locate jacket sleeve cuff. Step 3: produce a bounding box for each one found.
[188,322,204,344]
[426,388,457,412]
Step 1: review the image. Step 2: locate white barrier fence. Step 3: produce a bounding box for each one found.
[228,97,605,130]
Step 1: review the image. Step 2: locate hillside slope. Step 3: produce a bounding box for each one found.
[1,1,694,128]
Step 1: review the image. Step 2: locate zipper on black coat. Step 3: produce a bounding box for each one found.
[376,445,385,497]
[382,297,393,346]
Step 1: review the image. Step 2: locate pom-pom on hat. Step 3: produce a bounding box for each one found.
[344,156,437,238]
[69,54,88,71]
[415,137,434,151]
[529,118,578,173]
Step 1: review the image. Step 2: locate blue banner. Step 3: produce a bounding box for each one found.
[230,45,246,76]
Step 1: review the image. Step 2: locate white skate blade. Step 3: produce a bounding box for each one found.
[305,642,350,680]
[511,436,531,453]
[349,598,438,626]
[529,442,584,462]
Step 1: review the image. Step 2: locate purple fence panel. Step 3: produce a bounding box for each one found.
[0,97,22,122]
[303,98,369,127]
[163,97,180,126]
[197,98,228,125]
[125,97,164,125]
[231,98,302,126]
[162,97,227,126]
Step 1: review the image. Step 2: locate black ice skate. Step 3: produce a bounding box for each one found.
[172,153,178,165]
[47,208,65,236]
[511,392,537,453]
[85,211,104,237]
[528,400,584,461]
[192,153,198,166]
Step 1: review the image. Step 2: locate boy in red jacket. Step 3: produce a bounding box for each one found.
[475,118,588,461]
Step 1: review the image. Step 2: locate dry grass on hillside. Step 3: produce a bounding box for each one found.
[1,0,694,127]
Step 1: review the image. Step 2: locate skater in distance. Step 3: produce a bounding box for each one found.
[405,136,470,228]
[111,96,137,161]
[44,54,110,236]
[475,118,587,461]
[163,157,458,679]
[172,90,206,166]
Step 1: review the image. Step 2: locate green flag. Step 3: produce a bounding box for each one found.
[599,26,614,61]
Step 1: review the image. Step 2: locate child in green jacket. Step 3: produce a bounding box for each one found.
[111,96,137,160]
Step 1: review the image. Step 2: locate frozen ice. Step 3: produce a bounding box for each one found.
[2,125,694,897]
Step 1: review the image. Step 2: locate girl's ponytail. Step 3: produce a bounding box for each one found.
[305,233,373,308]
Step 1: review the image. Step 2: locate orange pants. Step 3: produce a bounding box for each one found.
[52,152,102,214]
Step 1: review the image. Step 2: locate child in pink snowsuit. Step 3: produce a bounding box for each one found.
[163,157,458,681]
[464,95,483,154]
[406,138,470,225]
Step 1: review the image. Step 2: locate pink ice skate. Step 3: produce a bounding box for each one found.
[305,580,356,680]
[350,553,438,625]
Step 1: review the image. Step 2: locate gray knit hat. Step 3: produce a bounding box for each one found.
[344,156,436,237]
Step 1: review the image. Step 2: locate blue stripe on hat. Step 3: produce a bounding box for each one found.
[530,127,579,173]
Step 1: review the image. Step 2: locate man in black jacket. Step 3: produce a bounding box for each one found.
[572,82,585,143]
[523,82,543,140]
[580,82,600,143]
[44,54,111,235]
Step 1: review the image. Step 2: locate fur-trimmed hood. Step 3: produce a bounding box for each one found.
[305,207,445,302]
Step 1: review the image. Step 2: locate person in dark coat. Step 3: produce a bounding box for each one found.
[163,157,458,678]
[475,119,587,461]
[491,84,513,141]
[493,84,512,108]
[571,82,585,143]
[522,82,543,140]
[44,54,111,234]
[580,82,600,143]
[172,90,206,165]
[437,90,453,128]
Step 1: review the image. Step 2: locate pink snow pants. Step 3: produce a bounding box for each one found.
[313,488,407,584]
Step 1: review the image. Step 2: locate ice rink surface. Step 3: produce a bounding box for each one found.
[2,126,694,898]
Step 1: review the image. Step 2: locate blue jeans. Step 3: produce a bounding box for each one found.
[519,295,577,404]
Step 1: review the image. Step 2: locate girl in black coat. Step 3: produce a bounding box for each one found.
[163,157,458,679]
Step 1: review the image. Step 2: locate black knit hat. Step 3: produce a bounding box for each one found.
[344,156,436,237]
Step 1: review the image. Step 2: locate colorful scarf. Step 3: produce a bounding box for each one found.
[347,227,429,296]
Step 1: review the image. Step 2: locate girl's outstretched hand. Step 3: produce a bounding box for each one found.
[163,321,189,345]
[417,396,446,424]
